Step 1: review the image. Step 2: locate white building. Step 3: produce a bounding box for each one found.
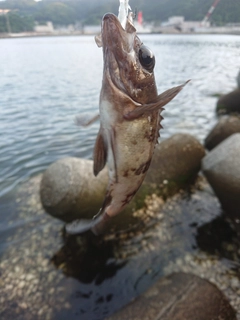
[34,22,54,34]
[161,16,210,33]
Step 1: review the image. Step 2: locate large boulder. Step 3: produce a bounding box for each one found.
[105,273,236,320]
[216,89,240,115]
[204,115,240,151]
[40,157,108,222]
[146,133,205,191]
[202,133,240,218]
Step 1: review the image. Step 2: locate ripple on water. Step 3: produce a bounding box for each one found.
[0,34,240,197]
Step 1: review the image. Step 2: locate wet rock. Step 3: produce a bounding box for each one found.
[237,69,240,89]
[105,273,236,320]
[204,115,240,150]
[146,133,205,193]
[216,89,240,115]
[5,173,240,319]
[202,133,240,218]
[40,157,108,222]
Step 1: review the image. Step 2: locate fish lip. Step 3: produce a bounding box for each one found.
[102,13,123,29]
[101,13,134,54]
[102,13,123,35]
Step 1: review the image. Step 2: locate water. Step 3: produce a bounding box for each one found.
[0,34,240,198]
[0,34,240,319]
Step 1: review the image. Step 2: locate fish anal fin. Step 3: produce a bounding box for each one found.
[124,80,190,121]
[93,129,107,176]
[75,113,99,127]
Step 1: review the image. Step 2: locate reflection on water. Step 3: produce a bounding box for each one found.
[52,232,126,284]
[0,34,240,197]
[196,216,240,261]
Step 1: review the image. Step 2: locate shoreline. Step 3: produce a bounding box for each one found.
[1,30,240,39]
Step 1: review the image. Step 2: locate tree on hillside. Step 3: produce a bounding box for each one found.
[0,0,239,28]
[34,2,76,25]
[0,12,34,33]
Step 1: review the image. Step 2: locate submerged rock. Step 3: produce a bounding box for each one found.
[204,115,240,151]
[216,89,240,115]
[202,133,240,219]
[105,273,236,320]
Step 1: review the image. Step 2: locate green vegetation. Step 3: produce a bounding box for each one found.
[0,0,239,33]
[0,12,34,33]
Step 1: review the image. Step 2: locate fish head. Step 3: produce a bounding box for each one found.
[98,12,158,104]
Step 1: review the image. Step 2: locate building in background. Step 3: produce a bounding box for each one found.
[159,16,210,33]
[34,22,54,34]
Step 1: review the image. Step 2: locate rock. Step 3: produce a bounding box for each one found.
[216,89,240,115]
[146,133,205,193]
[105,273,236,320]
[204,115,240,150]
[237,69,240,89]
[40,157,108,222]
[202,133,240,218]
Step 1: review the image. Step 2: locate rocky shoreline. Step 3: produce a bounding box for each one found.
[40,77,240,319]
[1,81,240,319]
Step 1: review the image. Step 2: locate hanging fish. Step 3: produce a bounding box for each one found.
[66,5,189,236]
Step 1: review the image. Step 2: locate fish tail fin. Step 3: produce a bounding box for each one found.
[65,210,110,236]
[91,212,111,235]
[65,217,100,235]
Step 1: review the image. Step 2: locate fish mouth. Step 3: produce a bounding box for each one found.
[101,13,136,54]
[101,13,141,99]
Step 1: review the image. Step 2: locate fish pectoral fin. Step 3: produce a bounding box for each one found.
[95,34,102,47]
[124,80,190,120]
[93,129,107,176]
[75,113,100,127]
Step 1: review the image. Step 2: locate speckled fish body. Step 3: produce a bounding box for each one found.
[96,15,160,218]
[66,12,188,236]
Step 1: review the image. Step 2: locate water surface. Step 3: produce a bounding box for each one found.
[0,34,239,197]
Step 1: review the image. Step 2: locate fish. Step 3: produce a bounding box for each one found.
[66,10,189,236]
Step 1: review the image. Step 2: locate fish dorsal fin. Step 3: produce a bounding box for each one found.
[93,129,107,176]
[124,80,190,120]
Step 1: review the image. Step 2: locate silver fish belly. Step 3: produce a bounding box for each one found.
[66,12,189,236]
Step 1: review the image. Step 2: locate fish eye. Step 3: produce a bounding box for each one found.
[138,45,155,72]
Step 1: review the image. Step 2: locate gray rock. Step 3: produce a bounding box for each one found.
[216,89,240,115]
[237,69,240,89]
[204,115,240,150]
[202,133,240,218]
[146,133,205,191]
[105,273,236,320]
[40,157,108,222]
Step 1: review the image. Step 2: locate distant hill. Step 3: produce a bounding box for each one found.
[0,0,240,33]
